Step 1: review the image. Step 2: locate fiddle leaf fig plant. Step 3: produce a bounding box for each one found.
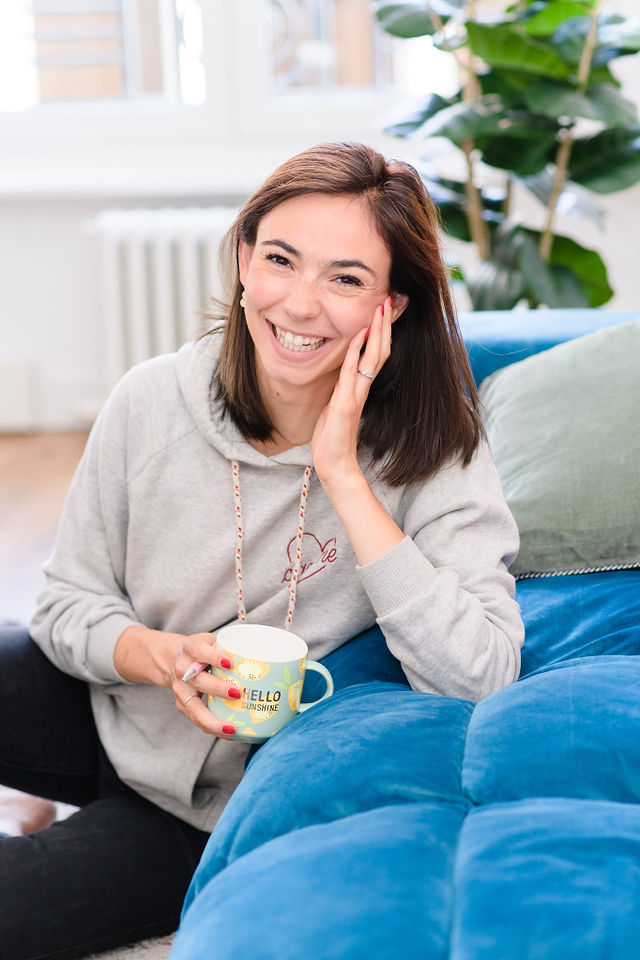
[374,0,640,308]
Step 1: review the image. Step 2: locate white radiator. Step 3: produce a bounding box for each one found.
[89,207,237,390]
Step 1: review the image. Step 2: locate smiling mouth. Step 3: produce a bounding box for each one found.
[271,322,326,352]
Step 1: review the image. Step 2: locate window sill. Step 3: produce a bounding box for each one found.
[0,141,311,201]
[0,131,400,201]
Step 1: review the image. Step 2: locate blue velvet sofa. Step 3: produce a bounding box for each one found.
[172,309,640,960]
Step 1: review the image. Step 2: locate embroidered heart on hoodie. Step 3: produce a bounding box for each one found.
[281,532,338,584]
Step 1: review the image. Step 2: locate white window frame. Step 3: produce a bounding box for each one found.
[0,0,398,198]
[224,0,399,142]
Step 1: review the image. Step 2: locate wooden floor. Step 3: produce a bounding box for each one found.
[0,433,178,958]
[0,431,89,624]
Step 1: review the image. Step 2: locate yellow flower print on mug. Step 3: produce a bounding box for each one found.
[216,673,248,711]
[249,702,278,724]
[234,657,271,681]
[209,624,333,744]
[287,679,303,712]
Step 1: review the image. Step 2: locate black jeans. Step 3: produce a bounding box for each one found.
[0,623,210,960]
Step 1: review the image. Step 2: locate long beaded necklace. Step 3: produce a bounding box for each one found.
[231,460,313,629]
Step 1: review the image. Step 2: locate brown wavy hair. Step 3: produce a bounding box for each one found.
[213,141,483,486]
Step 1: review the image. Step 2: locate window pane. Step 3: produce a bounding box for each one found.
[268,0,458,102]
[270,0,391,91]
[0,0,204,110]
[32,1,126,102]
[175,0,205,105]
[0,1,39,111]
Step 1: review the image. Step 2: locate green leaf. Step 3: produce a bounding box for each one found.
[476,113,559,176]
[466,259,526,310]
[523,80,638,125]
[585,83,638,124]
[480,134,557,176]
[598,17,640,52]
[520,168,605,227]
[569,126,640,192]
[416,94,506,144]
[420,173,467,213]
[551,14,640,68]
[587,63,621,86]
[468,221,609,308]
[522,1,591,37]
[467,21,571,79]
[515,229,589,307]
[545,233,613,306]
[440,209,473,241]
[416,171,505,242]
[491,221,530,270]
[283,666,291,684]
[384,92,461,139]
[372,1,460,38]
[447,263,465,282]
[478,69,526,108]
[419,175,471,240]
[550,16,593,65]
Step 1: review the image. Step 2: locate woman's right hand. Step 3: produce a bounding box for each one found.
[115,625,238,739]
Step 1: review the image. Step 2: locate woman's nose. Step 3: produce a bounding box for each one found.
[284,276,321,321]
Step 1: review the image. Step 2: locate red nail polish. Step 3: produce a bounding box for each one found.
[381,303,385,316]
[364,327,370,341]
[221,657,232,669]
[222,724,236,734]
[389,295,393,308]
[227,687,242,699]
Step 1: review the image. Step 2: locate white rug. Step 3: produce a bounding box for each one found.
[86,935,175,959]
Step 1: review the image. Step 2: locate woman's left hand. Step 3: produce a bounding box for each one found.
[311,295,392,492]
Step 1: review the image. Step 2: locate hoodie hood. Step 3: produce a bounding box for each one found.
[175,330,314,468]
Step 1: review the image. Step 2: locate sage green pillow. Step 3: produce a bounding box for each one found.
[479,316,640,577]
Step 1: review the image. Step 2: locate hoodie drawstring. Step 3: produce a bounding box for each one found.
[231,460,313,630]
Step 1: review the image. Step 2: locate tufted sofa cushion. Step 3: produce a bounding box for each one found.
[517,570,640,677]
[177,801,466,960]
[173,312,640,960]
[182,682,473,908]
[173,569,640,959]
[463,655,640,805]
[451,798,640,960]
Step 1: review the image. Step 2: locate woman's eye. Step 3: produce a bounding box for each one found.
[336,275,363,286]
[266,253,290,267]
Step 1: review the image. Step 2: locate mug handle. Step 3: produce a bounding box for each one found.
[298,661,334,712]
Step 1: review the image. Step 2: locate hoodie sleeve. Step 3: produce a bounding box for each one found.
[30,375,140,685]
[357,443,524,702]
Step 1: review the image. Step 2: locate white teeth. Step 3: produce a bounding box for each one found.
[272,323,325,352]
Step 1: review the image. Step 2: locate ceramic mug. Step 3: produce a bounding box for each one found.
[206,624,334,743]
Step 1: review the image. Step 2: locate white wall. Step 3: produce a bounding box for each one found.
[0,191,247,431]
[1,1,639,431]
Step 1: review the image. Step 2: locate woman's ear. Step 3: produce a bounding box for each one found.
[237,238,253,286]
[390,293,409,323]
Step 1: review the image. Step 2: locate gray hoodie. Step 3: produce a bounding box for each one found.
[31,331,523,831]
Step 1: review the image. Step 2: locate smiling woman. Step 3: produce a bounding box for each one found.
[215,141,481,485]
[237,192,401,439]
[0,141,524,959]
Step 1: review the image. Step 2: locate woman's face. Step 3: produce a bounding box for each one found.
[238,192,395,399]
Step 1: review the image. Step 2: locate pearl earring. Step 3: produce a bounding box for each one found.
[240,289,246,309]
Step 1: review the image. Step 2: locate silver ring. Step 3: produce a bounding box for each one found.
[184,694,198,707]
[357,368,375,380]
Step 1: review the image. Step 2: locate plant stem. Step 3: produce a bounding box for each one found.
[427,0,490,257]
[462,140,491,259]
[503,176,512,219]
[458,0,491,259]
[539,0,604,260]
